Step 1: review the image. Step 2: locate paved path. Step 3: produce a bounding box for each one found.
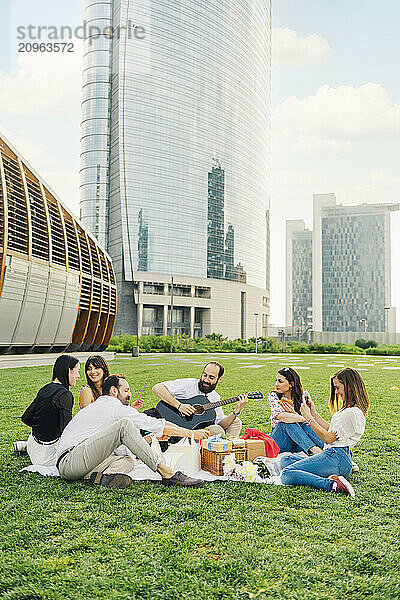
[0,352,114,370]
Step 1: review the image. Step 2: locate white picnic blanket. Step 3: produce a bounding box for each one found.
[19,451,302,484]
[19,462,227,482]
[19,461,283,484]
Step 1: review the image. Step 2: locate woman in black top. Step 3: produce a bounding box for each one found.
[22,355,80,466]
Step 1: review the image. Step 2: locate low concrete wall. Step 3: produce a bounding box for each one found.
[0,352,115,370]
[311,331,400,345]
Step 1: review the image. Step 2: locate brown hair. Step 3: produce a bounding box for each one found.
[330,368,369,415]
[204,361,224,379]
[85,355,110,400]
[276,367,304,414]
[102,374,127,396]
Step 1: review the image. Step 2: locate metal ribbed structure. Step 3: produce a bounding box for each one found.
[0,133,116,353]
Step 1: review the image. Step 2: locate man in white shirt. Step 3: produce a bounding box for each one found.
[56,374,210,488]
[152,361,248,437]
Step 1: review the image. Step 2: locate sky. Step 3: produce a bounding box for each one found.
[1,1,399,329]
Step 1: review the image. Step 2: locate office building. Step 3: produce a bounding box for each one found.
[287,195,399,335]
[313,194,398,333]
[286,220,312,328]
[0,132,116,353]
[80,0,271,339]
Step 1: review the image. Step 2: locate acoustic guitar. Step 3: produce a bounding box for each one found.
[155,391,263,429]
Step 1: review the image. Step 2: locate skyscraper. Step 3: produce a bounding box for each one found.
[313,194,398,333]
[286,220,312,329]
[80,0,271,338]
[286,195,398,334]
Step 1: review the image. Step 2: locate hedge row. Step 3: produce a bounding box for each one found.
[106,334,400,355]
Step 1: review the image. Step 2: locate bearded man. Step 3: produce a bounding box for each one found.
[152,362,248,437]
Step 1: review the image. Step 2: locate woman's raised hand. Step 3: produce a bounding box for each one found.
[309,399,317,416]
[300,400,312,420]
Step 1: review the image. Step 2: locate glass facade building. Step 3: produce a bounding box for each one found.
[80,0,271,337]
[313,195,398,333]
[286,220,312,328]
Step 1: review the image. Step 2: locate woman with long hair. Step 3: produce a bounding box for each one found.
[268,367,324,454]
[21,354,80,466]
[280,368,369,497]
[79,355,110,408]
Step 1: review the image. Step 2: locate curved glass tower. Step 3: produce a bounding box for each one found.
[81,0,271,338]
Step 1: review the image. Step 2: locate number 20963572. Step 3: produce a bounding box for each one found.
[18,42,74,52]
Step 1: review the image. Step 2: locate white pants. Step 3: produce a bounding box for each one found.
[58,418,161,480]
[27,433,59,467]
[208,417,242,438]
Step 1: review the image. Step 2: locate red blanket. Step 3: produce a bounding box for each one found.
[240,428,280,458]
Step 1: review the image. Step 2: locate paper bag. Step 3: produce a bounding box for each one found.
[163,435,201,476]
[150,435,164,463]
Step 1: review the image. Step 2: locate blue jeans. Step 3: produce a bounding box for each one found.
[280,447,353,491]
[270,421,324,453]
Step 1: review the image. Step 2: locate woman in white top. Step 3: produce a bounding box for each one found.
[280,368,368,497]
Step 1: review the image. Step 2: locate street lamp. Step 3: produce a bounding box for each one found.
[359,318,367,334]
[384,306,391,355]
[132,283,140,357]
[170,276,174,353]
[254,313,259,354]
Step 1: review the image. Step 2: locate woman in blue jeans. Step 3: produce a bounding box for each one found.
[268,367,324,455]
[280,368,368,497]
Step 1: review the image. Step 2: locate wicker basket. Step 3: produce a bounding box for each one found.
[201,447,247,476]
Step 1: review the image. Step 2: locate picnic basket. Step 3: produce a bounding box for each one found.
[201,447,247,476]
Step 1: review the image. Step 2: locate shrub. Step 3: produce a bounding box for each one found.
[367,340,378,348]
[366,346,387,355]
[355,339,379,349]
[308,343,363,354]
[120,334,136,353]
[106,334,375,355]
[287,342,310,354]
[355,338,368,349]
[366,345,400,356]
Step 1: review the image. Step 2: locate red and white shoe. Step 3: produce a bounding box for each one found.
[329,474,355,498]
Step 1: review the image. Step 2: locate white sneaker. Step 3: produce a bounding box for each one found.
[13,440,27,453]
[351,461,360,473]
[329,474,355,498]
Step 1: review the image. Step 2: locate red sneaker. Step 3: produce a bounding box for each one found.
[329,474,355,498]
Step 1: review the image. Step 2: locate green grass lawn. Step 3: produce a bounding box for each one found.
[1,353,399,600]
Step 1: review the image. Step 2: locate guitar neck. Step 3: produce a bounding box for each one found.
[202,396,240,411]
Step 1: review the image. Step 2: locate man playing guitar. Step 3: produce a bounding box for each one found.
[152,362,248,436]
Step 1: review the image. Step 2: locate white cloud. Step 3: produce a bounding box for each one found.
[0,41,83,215]
[272,168,322,189]
[343,172,400,205]
[273,128,350,157]
[0,124,79,215]
[274,83,400,146]
[272,28,333,67]
[0,125,45,164]
[368,171,400,188]
[0,40,83,116]
[272,167,400,205]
